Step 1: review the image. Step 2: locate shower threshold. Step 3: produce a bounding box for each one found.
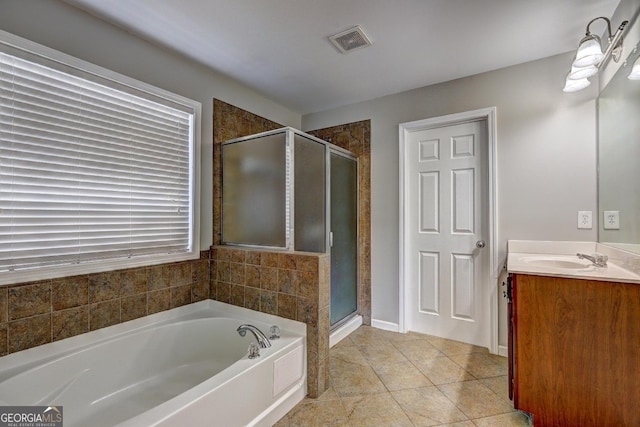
[329,314,363,348]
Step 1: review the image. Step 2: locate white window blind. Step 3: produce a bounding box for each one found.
[0,33,200,283]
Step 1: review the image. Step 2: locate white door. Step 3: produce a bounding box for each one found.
[404,119,489,347]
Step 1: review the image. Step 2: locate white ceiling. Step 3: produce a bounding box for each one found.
[64,0,620,114]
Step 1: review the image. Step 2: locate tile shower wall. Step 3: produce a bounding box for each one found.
[307,121,371,326]
[212,98,283,246]
[210,246,330,397]
[0,253,210,356]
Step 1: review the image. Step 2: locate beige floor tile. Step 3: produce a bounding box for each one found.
[302,386,341,403]
[377,329,424,343]
[479,376,510,402]
[341,392,413,427]
[330,355,387,397]
[372,360,433,391]
[284,327,520,426]
[438,380,514,419]
[281,399,350,427]
[472,411,532,426]
[331,345,369,366]
[333,336,355,348]
[392,386,469,426]
[413,356,476,385]
[449,353,508,379]
[357,341,409,368]
[425,336,489,356]
[487,353,509,366]
[347,325,392,346]
[438,422,476,427]
[392,338,444,362]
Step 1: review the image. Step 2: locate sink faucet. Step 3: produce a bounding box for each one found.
[576,253,608,267]
[237,324,272,348]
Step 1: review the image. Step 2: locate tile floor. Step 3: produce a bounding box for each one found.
[274,326,532,427]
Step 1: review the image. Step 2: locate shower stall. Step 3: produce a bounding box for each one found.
[221,127,358,328]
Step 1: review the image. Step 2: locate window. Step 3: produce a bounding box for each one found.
[0,31,201,285]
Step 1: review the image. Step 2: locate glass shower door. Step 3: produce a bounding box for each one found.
[330,152,358,327]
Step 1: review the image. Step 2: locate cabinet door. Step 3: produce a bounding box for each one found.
[512,274,640,426]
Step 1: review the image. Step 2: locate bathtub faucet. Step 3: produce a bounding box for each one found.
[237,324,272,348]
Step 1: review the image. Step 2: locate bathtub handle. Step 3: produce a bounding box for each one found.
[269,325,281,340]
[247,342,260,359]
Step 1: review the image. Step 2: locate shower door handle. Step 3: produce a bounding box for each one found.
[329,232,334,247]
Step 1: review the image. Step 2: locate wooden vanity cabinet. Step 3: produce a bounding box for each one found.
[508,274,640,427]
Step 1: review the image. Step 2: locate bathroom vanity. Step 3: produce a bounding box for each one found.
[507,241,640,427]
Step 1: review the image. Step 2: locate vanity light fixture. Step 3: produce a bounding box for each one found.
[629,57,640,80]
[563,16,628,92]
[568,64,598,80]
[563,78,591,92]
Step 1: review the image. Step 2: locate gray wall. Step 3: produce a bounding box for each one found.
[598,0,640,249]
[303,52,599,346]
[0,0,302,251]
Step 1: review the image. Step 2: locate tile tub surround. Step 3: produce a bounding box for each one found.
[210,246,330,398]
[275,326,532,427]
[0,252,211,356]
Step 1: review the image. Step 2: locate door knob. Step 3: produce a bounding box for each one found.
[476,240,486,249]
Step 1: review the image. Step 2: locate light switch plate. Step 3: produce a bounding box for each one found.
[604,211,620,229]
[577,211,592,229]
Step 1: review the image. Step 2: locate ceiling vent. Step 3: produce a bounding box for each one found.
[329,26,372,54]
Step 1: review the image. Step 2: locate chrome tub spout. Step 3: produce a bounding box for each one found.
[237,324,272,348]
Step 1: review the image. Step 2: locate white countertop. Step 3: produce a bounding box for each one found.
[507,240,640,284]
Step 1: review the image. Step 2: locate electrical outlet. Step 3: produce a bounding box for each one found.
[603,211,620,229]
[577,211,592,229]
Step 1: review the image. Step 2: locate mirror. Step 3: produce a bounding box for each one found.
[598,44,640,253]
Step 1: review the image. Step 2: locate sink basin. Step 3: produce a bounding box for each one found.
[521,256,593,270]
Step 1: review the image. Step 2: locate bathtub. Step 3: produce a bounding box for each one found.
[0,300,307,427]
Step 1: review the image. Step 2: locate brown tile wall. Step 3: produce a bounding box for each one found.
[212,99,372,398]
[212,99,283,246]
[210,246,330,397]
[0,252,210,356]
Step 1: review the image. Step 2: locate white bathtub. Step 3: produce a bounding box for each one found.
[0,300,307,427]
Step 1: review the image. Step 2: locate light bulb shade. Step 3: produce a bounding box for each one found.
[563,76,591,92]
[568,64,598,80]
[573,35,604,67]
[628,57,640,80]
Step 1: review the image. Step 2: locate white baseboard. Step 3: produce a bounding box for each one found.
[329,315,362,348]
[498,345,508,357]
[371,319,400,332]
